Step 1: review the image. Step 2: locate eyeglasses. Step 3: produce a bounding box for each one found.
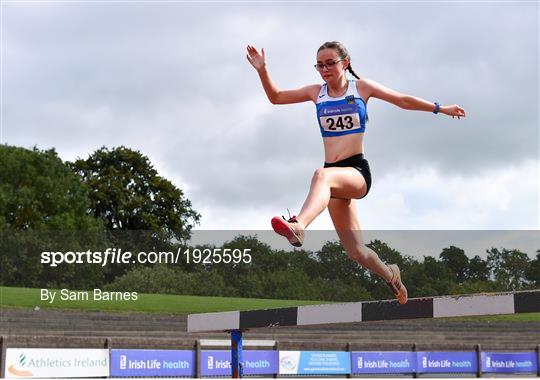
[314,60,343,71]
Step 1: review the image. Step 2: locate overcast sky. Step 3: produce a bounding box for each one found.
[3,2,539,245]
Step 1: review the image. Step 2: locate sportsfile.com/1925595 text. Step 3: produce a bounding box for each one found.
[40,248,253,267]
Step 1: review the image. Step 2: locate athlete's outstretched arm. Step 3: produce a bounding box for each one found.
[246,45,319,105]
[364,78,466,119]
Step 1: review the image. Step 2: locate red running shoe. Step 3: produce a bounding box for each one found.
[271,215,305,247]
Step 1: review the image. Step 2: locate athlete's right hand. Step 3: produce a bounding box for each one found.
[246,45,266,71]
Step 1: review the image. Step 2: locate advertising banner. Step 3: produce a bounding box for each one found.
[416,351,477,373]
[352,351,416,374]
[5,348,109,378]
[482,352,538,373]
[279,351,351,375]
[110,349,195,377]
[201,350,278,376]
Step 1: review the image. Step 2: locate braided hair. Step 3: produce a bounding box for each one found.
[318,41,360,80]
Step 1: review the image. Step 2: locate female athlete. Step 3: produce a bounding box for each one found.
[246,41,466,304]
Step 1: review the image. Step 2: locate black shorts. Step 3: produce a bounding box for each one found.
[324,153,372,199]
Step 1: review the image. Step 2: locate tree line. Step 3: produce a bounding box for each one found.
[1,144,538,301]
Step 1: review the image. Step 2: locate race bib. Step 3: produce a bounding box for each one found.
[319,103,362,133]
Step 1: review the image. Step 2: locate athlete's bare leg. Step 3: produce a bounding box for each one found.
[295,167,367,229]
[327,198,393,281]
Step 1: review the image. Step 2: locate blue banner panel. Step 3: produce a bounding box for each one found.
[352,352,416,374]
[110,349,195,377]
[201,350,278,376]
[482,352,538,373]
[416,352,477,373]
[279,351,351,375]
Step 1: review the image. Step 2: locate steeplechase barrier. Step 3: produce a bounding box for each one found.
[187,290,540,378]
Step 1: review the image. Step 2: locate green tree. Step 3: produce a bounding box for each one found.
[70,146,200,241]
[71,146,200,281]
[204,235,271,298]
[288,249,321,279]
[487,248,531,290]
[466,255,490,281]
[0,145,100,230]
[439,246,469,283]
[418,256,455,296]
[0,145,105,287]
[525,251,540,286]
[105,264,234,297]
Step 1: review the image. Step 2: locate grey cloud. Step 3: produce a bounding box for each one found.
[4,2,538,219]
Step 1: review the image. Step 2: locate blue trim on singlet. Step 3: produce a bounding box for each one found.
[316,81,367,137]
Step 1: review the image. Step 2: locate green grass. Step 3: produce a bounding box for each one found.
[0,286,329,314]
[445,313,540,322]
[1,286,539,322]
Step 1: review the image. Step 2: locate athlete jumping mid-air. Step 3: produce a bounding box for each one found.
[246,41,466,304]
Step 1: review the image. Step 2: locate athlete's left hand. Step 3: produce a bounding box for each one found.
[441,104,466,119]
